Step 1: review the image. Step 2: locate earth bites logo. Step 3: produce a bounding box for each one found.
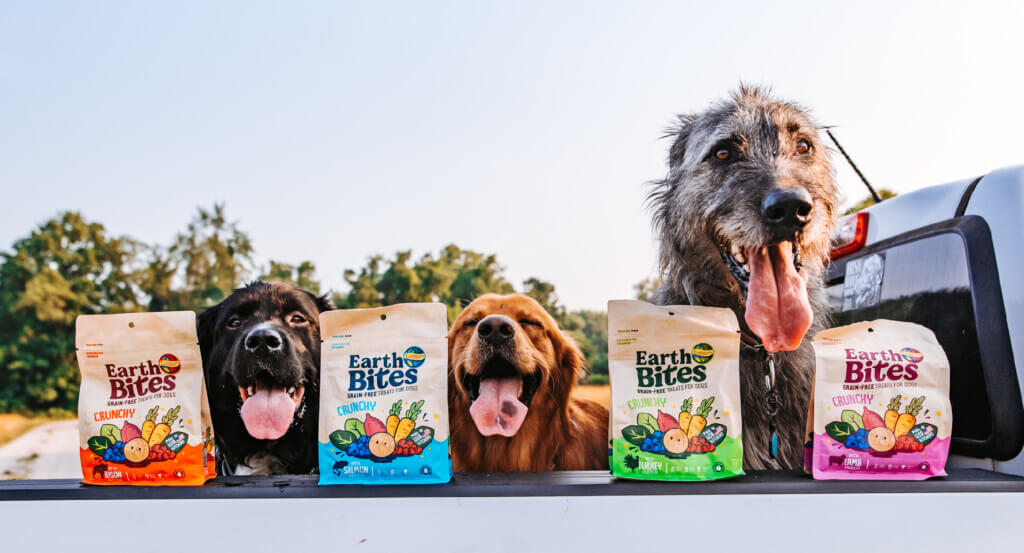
[347,346,424,391]
[106,354,180,399]
[844,347,923,383]
[635,344,715,388]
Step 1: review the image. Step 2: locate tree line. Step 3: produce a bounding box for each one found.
[0,204,613,413]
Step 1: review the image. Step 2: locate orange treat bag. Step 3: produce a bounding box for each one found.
[76,312,216,485]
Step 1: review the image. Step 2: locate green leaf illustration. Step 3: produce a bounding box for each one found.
[87,435,111,457]
[344,418,365,438]
[637,413,658,434]
[100,424,121,445]
[622,424,651,446]
[330,430,357,451]
[841,410,864,431]
[825,421,854,443]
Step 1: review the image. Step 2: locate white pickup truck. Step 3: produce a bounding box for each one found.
[3,167,1023,552]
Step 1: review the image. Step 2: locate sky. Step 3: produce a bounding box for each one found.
[2,1,1023,311]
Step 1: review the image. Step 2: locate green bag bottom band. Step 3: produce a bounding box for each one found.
[610,436,744,481]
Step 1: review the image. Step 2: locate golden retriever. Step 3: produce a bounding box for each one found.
[448,294,608,471]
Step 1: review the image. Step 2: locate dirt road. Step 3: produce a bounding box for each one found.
[0,420,80,480]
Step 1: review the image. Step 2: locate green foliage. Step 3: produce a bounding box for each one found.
[1,208,619,413]
[135,203,256,311]
[333,245,516,318]
[633,276,663,302]
[0,212,143,411]
[260,260,321,295]
[169,203,254,309]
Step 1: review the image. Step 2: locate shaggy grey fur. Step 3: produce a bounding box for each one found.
[648,86,839,470]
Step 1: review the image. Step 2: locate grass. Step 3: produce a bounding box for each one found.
[0,414,67,448]
[574,384,610,408]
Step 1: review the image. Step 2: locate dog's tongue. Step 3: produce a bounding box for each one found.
[469,377,528,437]
[745,242,813,352]
[240,388,294,440]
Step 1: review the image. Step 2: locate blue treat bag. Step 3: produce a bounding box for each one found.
[318,303,451,485]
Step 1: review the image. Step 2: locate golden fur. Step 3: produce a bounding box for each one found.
[448,294,608,472]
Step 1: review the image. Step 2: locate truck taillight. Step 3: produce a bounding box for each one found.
[830,212,869,260]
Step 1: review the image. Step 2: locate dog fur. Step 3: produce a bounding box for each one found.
[197,281,333,475]
[648,86,839,470]
[448,294,608,472]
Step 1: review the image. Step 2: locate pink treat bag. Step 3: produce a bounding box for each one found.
[811,320,952,480]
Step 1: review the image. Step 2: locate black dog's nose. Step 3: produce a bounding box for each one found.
[477,315,515,344]
[244,326,284,353]
[762,187,813,231]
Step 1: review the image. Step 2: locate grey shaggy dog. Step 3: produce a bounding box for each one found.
[648,86,839,470]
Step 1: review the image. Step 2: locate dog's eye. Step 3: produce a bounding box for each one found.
[463,319,479,328]
[714,147,731,161]
[519,319,542,328]
[289,314,307,324]
[796,139,811,154]
[227,317,242,329]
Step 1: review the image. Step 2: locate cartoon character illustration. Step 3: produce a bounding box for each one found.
[86,405,189,466]
[330,399,436,462]
[621,396,727,458]
[824,396,936,455]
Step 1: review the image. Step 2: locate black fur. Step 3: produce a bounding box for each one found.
[198,281,333,475]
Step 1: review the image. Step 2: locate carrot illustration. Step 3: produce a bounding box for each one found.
[141,405,160,442]
[884,396,901,431]
[149,405,180,446]
[386,400,402,436]
[677,398,693,432]
[687,397,715,438]
[894,396,925,437]
[395,400,423,440]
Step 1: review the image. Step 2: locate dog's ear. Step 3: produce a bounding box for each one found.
[308,291,335,313]
[666,113,697,167]
[196,304,219,364]
[549,328,586,400]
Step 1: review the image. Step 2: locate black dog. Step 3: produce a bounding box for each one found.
[197,281,333,475]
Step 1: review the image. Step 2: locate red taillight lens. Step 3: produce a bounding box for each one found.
[830,211,869,260]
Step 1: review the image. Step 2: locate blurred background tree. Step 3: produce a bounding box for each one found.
[0,212,142,412]
[170,203,254,308]
[260,260,321,295]
[0,205,639,412]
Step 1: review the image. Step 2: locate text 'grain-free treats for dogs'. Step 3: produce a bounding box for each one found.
[810,320,952,480]
[318,303,451,485]
[76,312,216,485]
[609,300,743,481]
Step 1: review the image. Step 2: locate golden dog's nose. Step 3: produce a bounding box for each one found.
[477,315,515,345]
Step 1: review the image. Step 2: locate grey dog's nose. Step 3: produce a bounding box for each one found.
[762,187,813,231]
[244,326,284,353]
[477,315,515,344]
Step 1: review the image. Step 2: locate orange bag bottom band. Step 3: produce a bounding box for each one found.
[79,446,215,486]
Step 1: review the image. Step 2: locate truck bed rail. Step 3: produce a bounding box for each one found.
[2,468,1022,501]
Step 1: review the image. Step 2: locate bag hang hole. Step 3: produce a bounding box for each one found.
[867,327,874,332]
[128,322,134,328]
[380,314,387,321]
[668,311,675,316]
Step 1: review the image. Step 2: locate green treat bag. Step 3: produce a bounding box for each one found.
[608,300,743,481]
